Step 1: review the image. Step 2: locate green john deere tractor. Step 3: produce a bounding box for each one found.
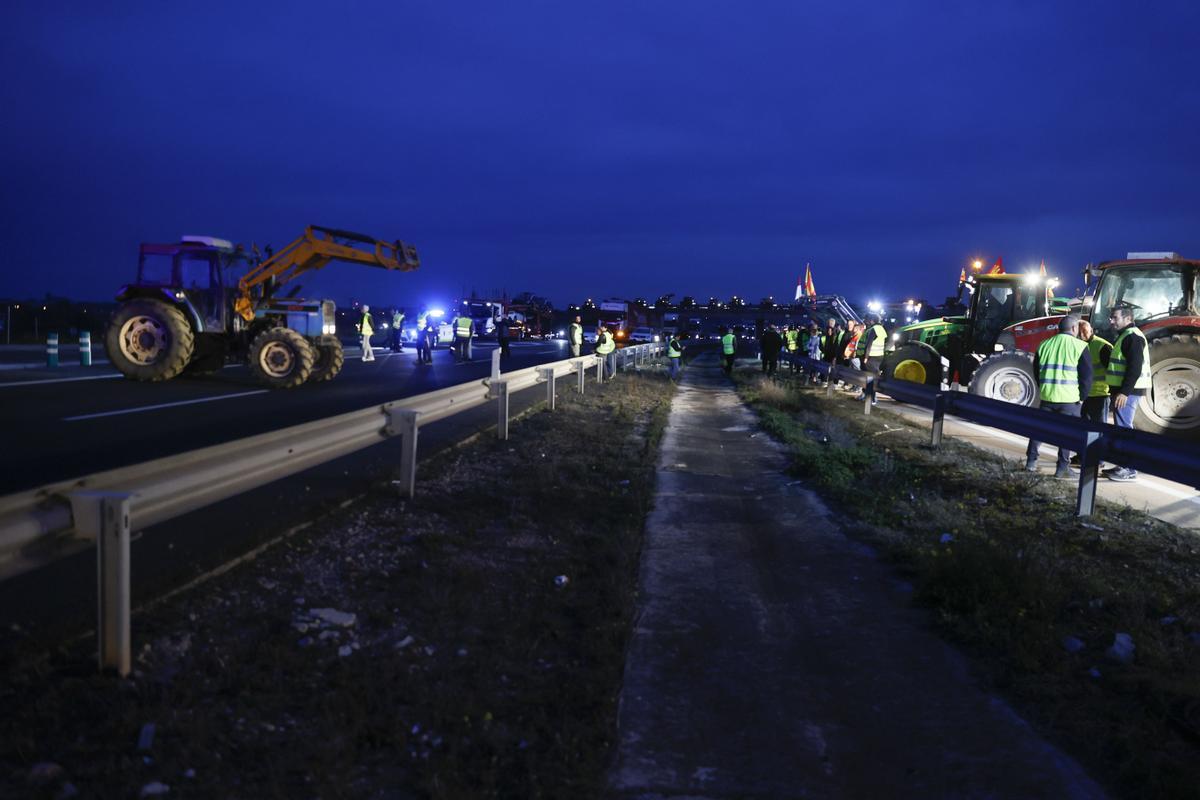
[880,272,1063,404]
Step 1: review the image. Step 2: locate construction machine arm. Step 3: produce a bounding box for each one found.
[234,225,420,321]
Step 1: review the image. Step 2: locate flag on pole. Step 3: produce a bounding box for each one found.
[795,273,804,301]
[987,257,1005,275]
[804,263,816,298]
[1039,259,1047,276]
[958,267,967,283]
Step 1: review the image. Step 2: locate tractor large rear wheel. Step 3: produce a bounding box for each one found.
[880,344,942,387]
[1136,334,1200,439]
[968,351,1038,406]
[248,327,314,389]
[105,298,195,382]
[309,336,345,383]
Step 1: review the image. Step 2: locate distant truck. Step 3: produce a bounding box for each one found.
[105,226,419,388]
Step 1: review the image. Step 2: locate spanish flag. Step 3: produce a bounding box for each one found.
[804,263,816,298]
[1039,259,1047,276]
[987,257,1005,275]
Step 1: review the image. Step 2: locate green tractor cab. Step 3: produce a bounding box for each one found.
[881,273,1059,405]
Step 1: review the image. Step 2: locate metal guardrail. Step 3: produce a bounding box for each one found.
[0,341,665,674]
[781,353,1200,516]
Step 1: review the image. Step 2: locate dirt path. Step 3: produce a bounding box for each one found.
[609,354,1107,799]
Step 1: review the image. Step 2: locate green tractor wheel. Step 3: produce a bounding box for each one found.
[881,344,942,387]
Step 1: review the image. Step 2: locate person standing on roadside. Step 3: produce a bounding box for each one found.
[595,324,617,380]
[1024,316,1091,478]
[416,320,434,364]
[496,315,512,359]
[667,331,683,380]
[452,310,474,363]
[857,314,888,374]
[358,304,375,362]
[821,318,841,367]
[720,326,737,375]
[784,324,800,372]
[1077,319,1112,425]
[568,315,584,358]
[391,308,405,352]
[1103,301,1150,482]
[760,324,783,376]
[805,322,823,381]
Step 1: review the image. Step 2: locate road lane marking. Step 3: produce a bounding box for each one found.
[0,373,124,388]
[64,390,269,421]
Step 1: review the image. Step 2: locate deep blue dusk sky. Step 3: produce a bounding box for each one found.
[2,1,1198,310]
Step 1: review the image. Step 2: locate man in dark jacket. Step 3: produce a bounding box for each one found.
[1103,302,1150,482]
[760,325,783,376]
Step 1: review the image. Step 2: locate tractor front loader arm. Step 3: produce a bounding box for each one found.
[235,225,420,321]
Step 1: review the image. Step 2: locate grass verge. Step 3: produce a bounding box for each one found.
[735,370,1200,799]
[0,368,674,799]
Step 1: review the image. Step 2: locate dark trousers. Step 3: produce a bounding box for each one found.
[498,337,511,357]
[1081,395,1109,425]
[1026,401,1081,471]
[762,355,778,375]
[454,337,471,362]
[722,353,735,375]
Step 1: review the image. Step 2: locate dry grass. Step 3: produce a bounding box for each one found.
[0,371,675,799]
[736,369,1200,799]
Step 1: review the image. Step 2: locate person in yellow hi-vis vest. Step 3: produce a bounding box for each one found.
[358,305,376,362]
[1103,301,1150,482]
[1024,316,1092,478]
[720,326,736,375]
[594,324,617,380]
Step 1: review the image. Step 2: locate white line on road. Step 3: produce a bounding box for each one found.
[64,390,269,421]
[0,373,124,388]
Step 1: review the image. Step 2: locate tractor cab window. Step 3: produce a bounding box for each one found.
[180,253,217,289]
[1092,264,1187,339]
[140,253,174,285]
[973,285,1017,352]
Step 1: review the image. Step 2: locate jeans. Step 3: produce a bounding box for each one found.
[1026,401,1081,471]
[1112,394,1140,429]
[605,352,617,379]
[669,357,680,380]
[454,337,471,362]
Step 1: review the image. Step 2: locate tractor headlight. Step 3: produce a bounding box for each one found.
[323,323,336,335]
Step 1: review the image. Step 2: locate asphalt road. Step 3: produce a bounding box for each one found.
[0,338,576,494]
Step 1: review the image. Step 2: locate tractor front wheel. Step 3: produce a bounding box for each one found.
[309,336,345,383]
[248,327,314,389]
[105,298,195,382]
[968,351,1038,406]
[880,344,942,387]
[1136,334,1200,439]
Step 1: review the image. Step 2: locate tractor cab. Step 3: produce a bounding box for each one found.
[130,237,248,333]
[965,274,1054,355]
[1086,256,1198,342]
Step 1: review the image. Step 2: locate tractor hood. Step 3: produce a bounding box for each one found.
[893,315,966,346]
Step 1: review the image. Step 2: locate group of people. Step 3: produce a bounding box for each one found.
[753,315,888,385]
[565,315,685,381]
[356,306,437,365]
[1025,300,1148,481]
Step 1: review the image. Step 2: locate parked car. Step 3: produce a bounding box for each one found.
[629,326,659,343]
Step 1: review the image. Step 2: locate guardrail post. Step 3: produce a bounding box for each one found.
[70,491,133,676]
[595,356,603,383]
[826,366,836,397]
[930,392,947,448]
[576,360,586,394]
[46,332,59,368]
[386,408,420,498]
[539,367,556,411]
[1075,431,1103,517]
[495,379,510,439]
[79,330,92,366]
[863,377,875,416]
[491,348,501,382]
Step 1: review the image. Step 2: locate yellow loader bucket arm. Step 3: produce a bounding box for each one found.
[234,225,420,321]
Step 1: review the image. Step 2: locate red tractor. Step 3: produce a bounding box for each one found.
[1003,253,1200,438]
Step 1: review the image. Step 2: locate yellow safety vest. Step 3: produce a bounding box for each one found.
[596,333,615,354]
[721,333,736,355]
[1106,326,1151,390]
[785,330,799,351]
[569,323,582,346]
[1086,336,1111,398]
[668,339,682,358]
[1036,333,1088,403]
[454,315,472,338]
[360,313,374,336]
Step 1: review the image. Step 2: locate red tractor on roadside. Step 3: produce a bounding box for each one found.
[1004,252,1200,438]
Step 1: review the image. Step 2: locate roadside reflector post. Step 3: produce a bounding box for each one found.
[386,408,420,498]
[539,367,556,411]
[1075,430,1103,517]
[70,491,133,677]
[491,348,501,382]
[576,360,586,394]
[79,331,92,366]
[46,332,59,368]
[930,392,947,448]
[863,377,875,415]
[826,366,836,397]
[495,379,510,439]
